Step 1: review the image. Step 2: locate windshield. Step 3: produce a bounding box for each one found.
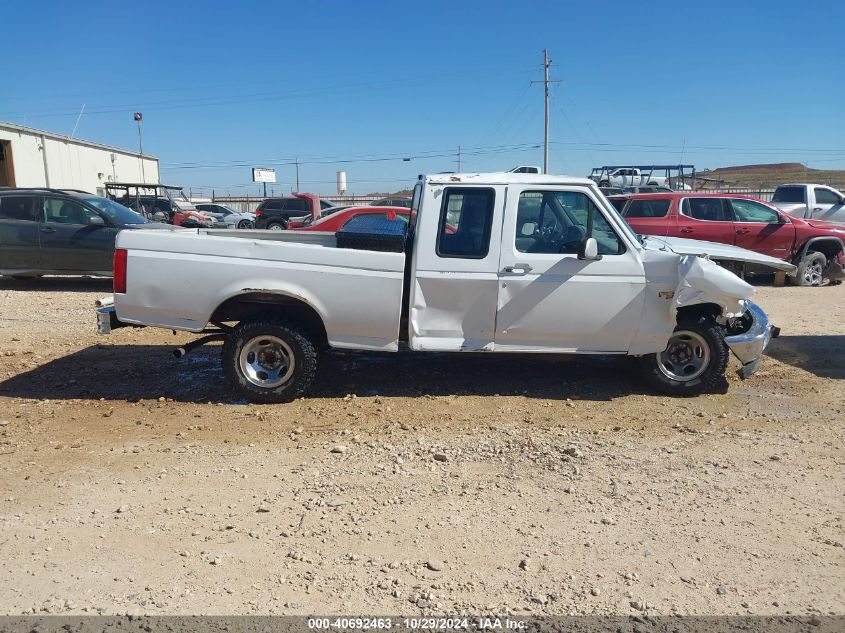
[84,196,148,225]
[772,186,805,203]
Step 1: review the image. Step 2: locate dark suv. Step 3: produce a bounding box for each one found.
[0,188,172,279]
[254,197,336,230]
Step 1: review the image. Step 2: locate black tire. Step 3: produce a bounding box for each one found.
[638,318,729,396]
[788,251,826,287]
[222,319,317,403]
[237,219,254,229]
[267,221,287,231]
[598,180,610,188]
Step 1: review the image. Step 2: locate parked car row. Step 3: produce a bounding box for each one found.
[610,192,845,286]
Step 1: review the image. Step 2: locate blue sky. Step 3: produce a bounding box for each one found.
[3,0,844,196]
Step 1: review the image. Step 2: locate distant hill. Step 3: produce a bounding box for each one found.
[697,163,845,188]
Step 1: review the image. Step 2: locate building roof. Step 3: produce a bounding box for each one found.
[0,120,158,160]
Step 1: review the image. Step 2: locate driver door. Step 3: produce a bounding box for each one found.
[495,186,646,353]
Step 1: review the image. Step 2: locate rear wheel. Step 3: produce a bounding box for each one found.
[599,180,610,188]
[638,318,728,395]
[222,319,317,403]
[267,221,287,231]
[789,251,826,287]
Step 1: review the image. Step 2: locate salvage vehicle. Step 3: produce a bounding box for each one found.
[614,192,845,286]
[106,182,202,224]
[0,187,174,279]
[772,184,845,224]
[195,203,255,229]
[589,167,670,189]
[96,172,795,403]
[287,205,409,231]
[254,193,336,230]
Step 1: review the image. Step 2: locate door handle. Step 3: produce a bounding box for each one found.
[503,263,533,273]
[40,227,55,234]
[679,227,693,234]
[735,228,750,235]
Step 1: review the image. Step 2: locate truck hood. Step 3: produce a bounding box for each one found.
[641,235,797,273]
[805,219,845,232]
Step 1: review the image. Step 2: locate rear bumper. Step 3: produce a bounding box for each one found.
[724,301,779,379]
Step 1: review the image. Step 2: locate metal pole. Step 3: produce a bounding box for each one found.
[543,48,549,174]
[295,158,300,190]
[136,119,146,183]
[457,145,461,172]
[263,181,267,198]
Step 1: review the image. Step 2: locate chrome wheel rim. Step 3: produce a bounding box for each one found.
[239,335,295,388]
[803,261,823,285]
[269,224,283,231]
[658,330,711,382]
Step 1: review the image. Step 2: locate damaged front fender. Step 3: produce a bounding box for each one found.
[672,256,754,318]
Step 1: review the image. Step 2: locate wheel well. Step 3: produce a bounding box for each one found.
[797,239,843,263]
[676,303,722,323]
[210,293,328,348]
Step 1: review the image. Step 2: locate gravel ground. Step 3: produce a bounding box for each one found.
[0,276,842,617]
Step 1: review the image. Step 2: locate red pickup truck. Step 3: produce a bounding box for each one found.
[611,192,845,286]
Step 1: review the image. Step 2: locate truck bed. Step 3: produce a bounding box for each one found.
[114,228,407,351]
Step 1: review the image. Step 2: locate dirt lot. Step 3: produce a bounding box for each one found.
[0,277,842,617]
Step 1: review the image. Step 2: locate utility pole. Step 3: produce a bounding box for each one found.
[531,49,560,174]
[295,158,300,191]
[457,145,461,172]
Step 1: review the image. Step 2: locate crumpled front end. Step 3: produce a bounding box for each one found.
[723,300,780,379]
[671,256,779,379]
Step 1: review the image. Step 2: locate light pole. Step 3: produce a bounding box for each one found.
[134,112,146,183]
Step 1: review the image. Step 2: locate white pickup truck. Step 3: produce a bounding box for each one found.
[772,183,845,224]
[96,173,793,403]
[590,168,670,189]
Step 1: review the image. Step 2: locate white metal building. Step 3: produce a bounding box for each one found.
[0,121,159,195]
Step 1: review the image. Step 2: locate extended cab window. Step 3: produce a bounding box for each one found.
[436,188,495,259]
[0,195,38,221]
[730,199,780,223]
[814,188,841,205]
[43,198,97,225]
[515,190,624,255]
[682,198,731,222]
[624,199,670,218]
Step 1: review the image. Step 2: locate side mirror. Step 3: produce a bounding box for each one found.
[88,215,105,227]
[578,237,601,261]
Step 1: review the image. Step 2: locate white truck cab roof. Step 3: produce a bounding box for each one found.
[424,172,596,187]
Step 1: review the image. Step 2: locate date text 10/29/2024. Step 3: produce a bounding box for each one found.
[307,618,527,631]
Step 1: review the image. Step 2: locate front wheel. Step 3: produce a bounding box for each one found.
[222,319,317,403]
[638,318,729,395]
[238,219,254,229]
[788,251,826,287]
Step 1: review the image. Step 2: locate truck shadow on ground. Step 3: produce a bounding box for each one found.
[0,344,654,403]
[766,335,845,379]
[0,277,112,293]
